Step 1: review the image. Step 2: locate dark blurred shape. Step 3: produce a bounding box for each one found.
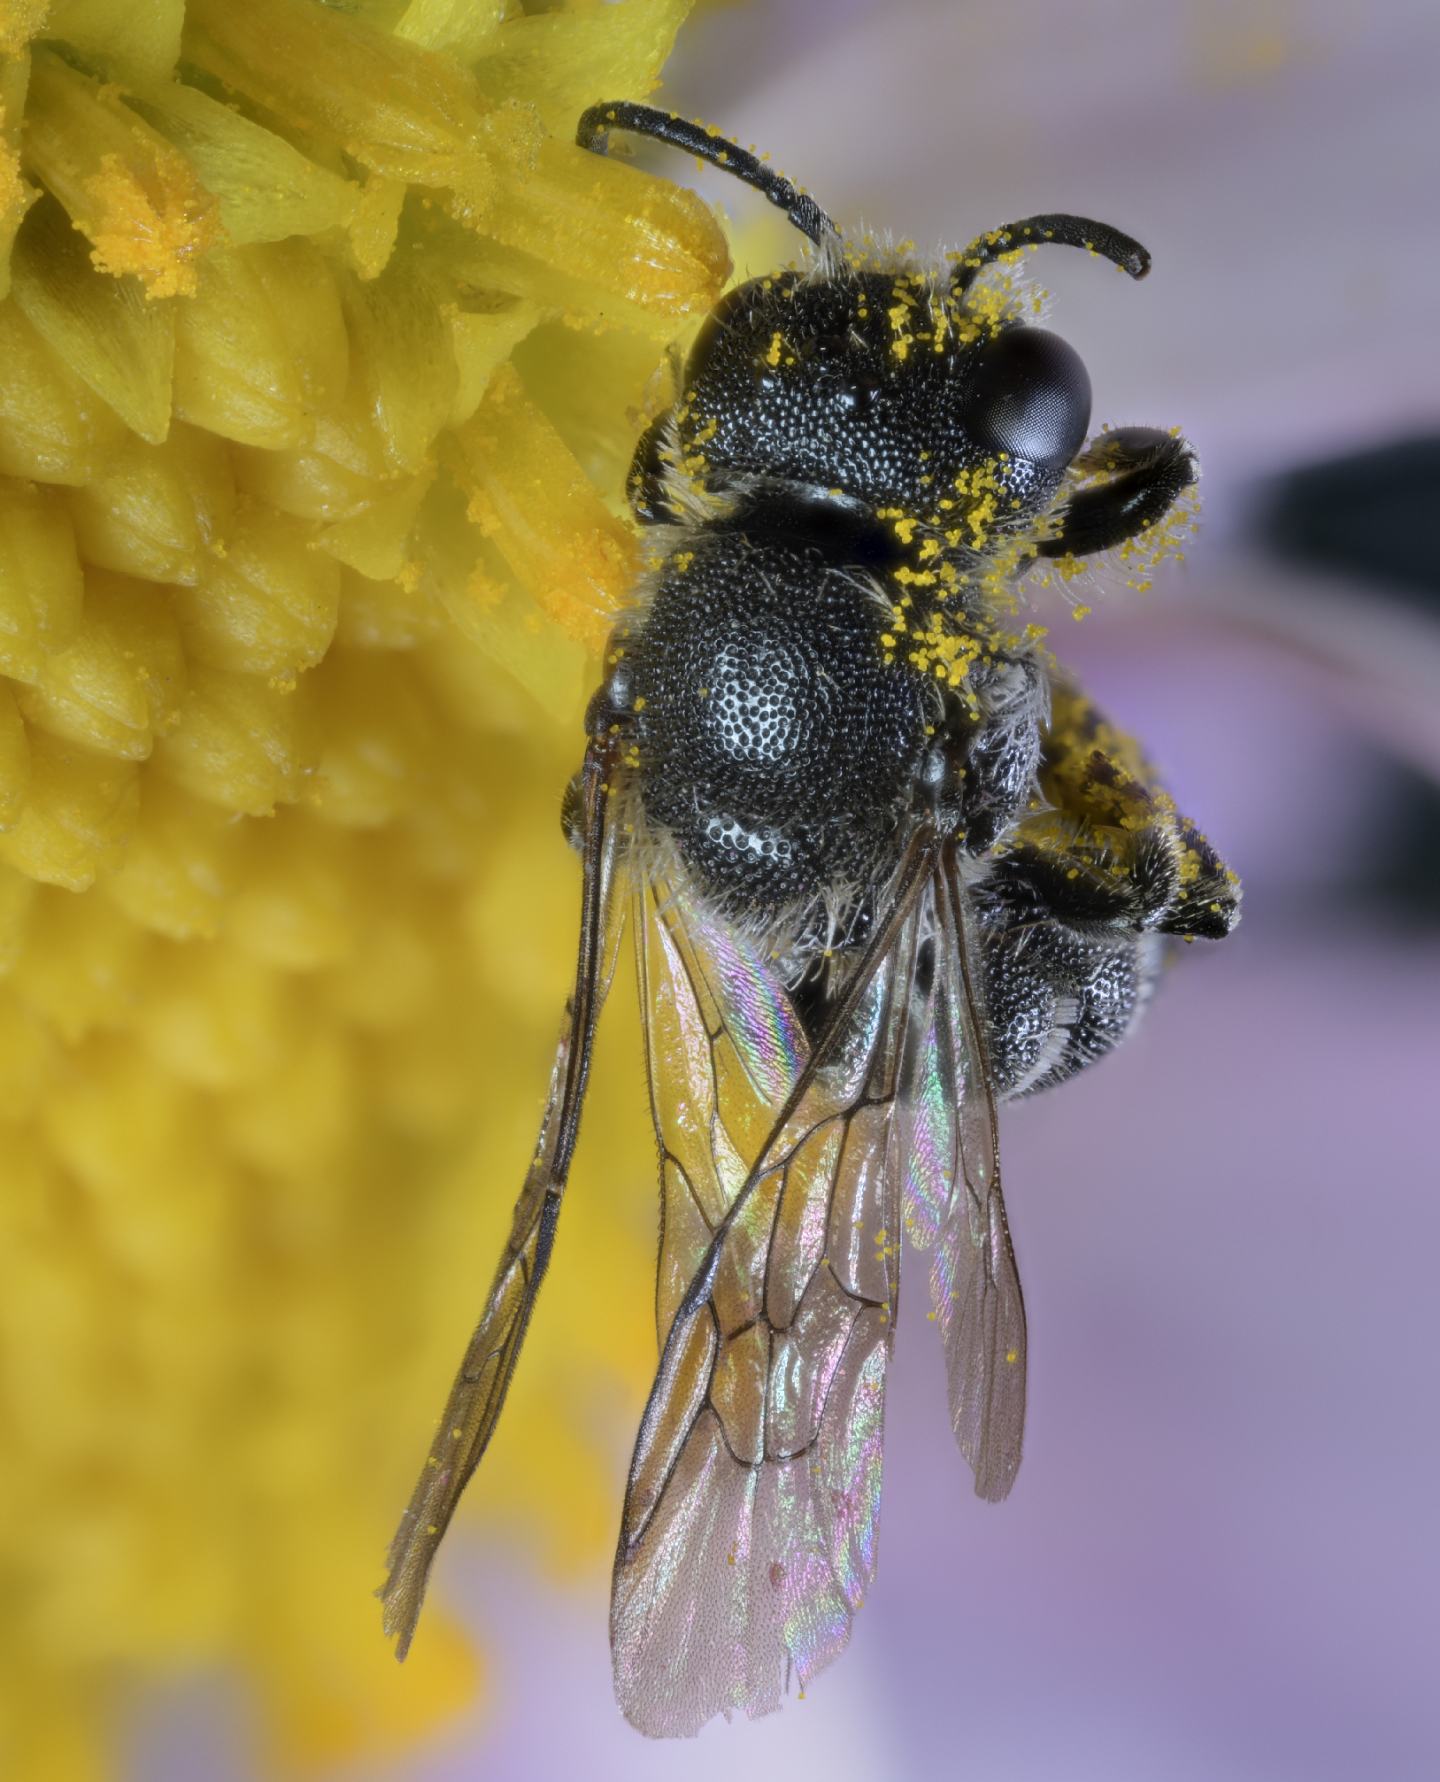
[1257,435,1440,919]
[1372,765,1440,920]
[1256,434,1440,612]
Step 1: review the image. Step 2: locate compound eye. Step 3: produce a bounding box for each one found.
[685,274,793,385]
[966,327,1091,469]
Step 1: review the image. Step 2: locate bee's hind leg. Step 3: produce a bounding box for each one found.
[971,862,1165,1100]
[972,805,1237,1099]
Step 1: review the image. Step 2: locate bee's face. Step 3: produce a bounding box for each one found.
[671,270,1093,539]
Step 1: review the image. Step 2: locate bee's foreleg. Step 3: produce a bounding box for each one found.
[1037,426,1197,559]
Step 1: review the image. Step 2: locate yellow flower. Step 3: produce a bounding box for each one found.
[0,1,728,1773]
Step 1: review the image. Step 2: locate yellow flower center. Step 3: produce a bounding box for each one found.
[0,0,728,1770]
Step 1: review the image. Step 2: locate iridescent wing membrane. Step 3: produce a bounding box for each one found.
[611,839,1028,1734]
[904,857,1027,1502]
[382,785,1029,1726]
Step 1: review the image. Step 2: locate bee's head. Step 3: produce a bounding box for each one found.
[579,109,1189,569]
[647,271,1097,557]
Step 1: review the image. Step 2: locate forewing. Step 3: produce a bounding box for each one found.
[380,747,627,1658]
[903,850,1028,1502]
[613,855,930,1735]
[635,876,808,1344]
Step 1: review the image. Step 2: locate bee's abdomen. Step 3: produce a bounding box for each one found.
[631,526,930,918]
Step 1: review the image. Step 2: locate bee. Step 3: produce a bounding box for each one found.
[381,104,1240,1736]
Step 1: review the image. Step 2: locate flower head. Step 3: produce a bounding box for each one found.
[0,0,727,1770]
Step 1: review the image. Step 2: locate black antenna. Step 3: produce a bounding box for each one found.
[951,213,1150,292]
[576,102,838,247]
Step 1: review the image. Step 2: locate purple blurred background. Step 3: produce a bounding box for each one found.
[132,2,1440,1776]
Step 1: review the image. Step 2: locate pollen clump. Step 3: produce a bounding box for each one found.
[23,49,222,298]
[0,0,725,1773]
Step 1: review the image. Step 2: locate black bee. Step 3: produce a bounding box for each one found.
[382,104,1240,1736]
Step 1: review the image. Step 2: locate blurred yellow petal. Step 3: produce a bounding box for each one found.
[454,364,639,648]
[0,731,139,891]
[11,196,176,443]
[126,77,358,249]
[65,423,234,584]
[172,239,348,451]
[473,0,692,134]
[0,479,85,680]
[41,0,186,84]
[0,48,40,299]
[183,0,497,205]
[15,569,187,759]
[152,663,319,815]
[0,300,128,485]
[0,680,28,824]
